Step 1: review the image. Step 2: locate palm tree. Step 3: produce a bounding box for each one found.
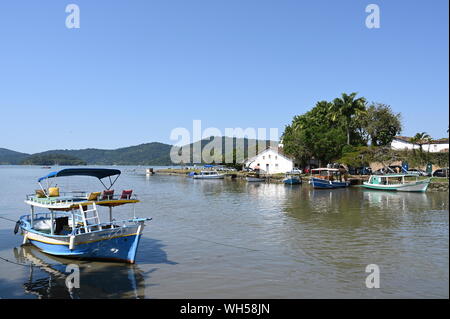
[411,132,431,153]
[329,93,367,145]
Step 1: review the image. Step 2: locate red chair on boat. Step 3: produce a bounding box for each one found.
[120,190,133,200]
[101,189,114,200]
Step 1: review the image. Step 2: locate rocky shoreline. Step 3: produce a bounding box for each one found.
[427,182,449,192]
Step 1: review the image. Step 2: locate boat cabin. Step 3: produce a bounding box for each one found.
[311,168,347,182]
[198,170,220,176]
[26,168,138,211]
[367,174,420,186]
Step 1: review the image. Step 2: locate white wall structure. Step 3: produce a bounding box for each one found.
[391,136,449,153]
[243,148,294,174]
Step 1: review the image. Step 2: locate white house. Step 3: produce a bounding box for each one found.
[243,147,294,174]
[391,136,449,153]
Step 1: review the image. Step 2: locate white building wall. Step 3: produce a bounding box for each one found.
[244,149,293,174]
[423,143,449,152]
[391,139,420,150]
[391,139,449,152]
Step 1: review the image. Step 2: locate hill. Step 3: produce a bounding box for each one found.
[0,148,30,164]
[2,137,277,166]
[21,154,87,166]
[179,136,277,164]
[33,142,173,165]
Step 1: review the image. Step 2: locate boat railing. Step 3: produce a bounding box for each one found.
[22,212,149,235]
[23,211,70,222]
[25,192,138,205]
[25,194,82,206]
[71,218,149,235]
[101,194,139,201]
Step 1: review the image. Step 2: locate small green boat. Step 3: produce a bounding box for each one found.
[362,174,431,192]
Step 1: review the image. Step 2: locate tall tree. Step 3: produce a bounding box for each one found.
[329,93,367,145]
[362,103,402,146]
[282,100,347,165]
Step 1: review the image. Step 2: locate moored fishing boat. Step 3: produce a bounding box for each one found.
[362,174,431,192]
[283,172,302,185]
[192,170,225,179]
[16,168,151,264]
[309,168,349,189]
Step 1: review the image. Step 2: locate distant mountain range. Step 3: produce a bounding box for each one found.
[0,137,276,166]
[0,148,30,164]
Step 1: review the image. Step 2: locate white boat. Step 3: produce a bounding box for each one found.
[192,170,225,179]
[362,174,431,192]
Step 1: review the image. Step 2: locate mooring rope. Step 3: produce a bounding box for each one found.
[0,216,18,223]
[140,228,261,252]
[183,234,261,252]
[0,255,34,267]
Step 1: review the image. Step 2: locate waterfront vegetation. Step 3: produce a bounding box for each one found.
[281,92,448,170]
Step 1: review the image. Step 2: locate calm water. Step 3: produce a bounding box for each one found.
[0,166,448,298]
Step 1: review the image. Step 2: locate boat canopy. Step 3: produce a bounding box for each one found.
[38,168,121,190]
[38,168,121,182]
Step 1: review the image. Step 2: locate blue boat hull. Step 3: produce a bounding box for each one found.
[310,178,349,189]
[330,181,349,187]
[283,178,301,185]
[28,233,142,263]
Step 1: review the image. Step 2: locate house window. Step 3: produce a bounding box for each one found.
[275,156,278,160]
[263,156,265,159]
[275,164,279,167]
[269,155,271,159]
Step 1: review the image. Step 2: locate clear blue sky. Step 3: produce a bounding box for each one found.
[0,0,448,154]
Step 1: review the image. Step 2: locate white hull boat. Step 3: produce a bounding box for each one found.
[362,174,431,192]
[193,171,225,179]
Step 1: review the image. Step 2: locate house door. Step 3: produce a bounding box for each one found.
[266,164,269,173]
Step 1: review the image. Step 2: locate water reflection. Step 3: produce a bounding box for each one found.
[362,190,428,211]
[13,245,146,299]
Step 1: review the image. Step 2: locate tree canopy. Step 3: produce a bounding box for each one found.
[282,93,403,166]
